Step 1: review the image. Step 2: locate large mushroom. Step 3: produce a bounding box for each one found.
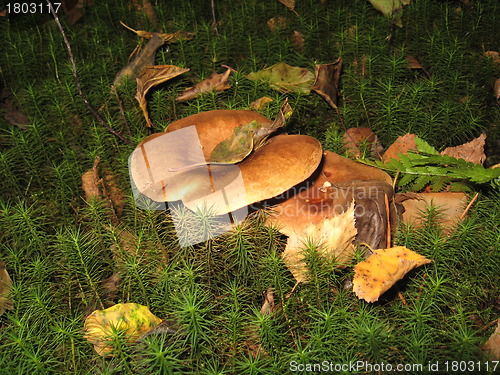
[129,110,323,216]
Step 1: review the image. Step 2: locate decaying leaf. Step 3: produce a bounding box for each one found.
[81,156,126,221]
[113,34,165,87]
[483,318,500,360]
[176,66,234,102]
[381,133,417,162]
[84,303,162,356]
[120,21,195,43]
[0,261,13,316]
[130,0,157,25]
[343,127,384,159]
[367,0,411,27]
[440,133,486,165]
[483,51,500,69]
[267,16,288,31]
[353,246,431,303]
[250,96,274,110]
[247,62,315,94]
[282,203,358,283]
[209,99,292,164]
[135,65,189,127]
[291,31,305,51]
[494,78,500,103]
[406,55,430,77]
[312,58,343,110]
[278,0,299,16]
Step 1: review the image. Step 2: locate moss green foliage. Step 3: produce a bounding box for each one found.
[0,0,499,373]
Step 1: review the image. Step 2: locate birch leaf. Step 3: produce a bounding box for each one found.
[247,62,315,94]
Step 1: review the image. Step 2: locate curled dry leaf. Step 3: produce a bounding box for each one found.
[483,318,500,360]
[381,133,417,163]
[440,133,486,165]
[282,203,357,283]
[135,65,190,127]
[84,303,162,356]
[176,66,234,102]
[278,0,299,16]
[113,34,165,87]
[343,127,384,159]
[312,58,343,110]
[353,246,431,303]
[247,62,315,94]
[0,261,13,316]
[406,55,430,77]
[120,21,195,43]
[250,96,274,110]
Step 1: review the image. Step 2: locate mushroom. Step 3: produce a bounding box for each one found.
[266,151,396,250]
[129,110,323,216]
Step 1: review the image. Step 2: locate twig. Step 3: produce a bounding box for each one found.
[384,193,391,248]
[47,1,129,144]
[210,0,219,36]
[459,192,479,220]
[112,85,131,136]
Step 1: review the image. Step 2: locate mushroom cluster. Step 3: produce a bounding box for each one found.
[129,109,396,251]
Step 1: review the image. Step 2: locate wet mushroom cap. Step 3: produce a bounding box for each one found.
[165,110,273,159]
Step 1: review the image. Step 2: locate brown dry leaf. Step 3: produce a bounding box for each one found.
[176,66,234,102]
[100,272,121,301]
[135,65,189,127]
[291,31,305,51]
[440,133,486,165]
[282,203,357,283]
[113,34,165,87]
[278,0,299,15]
[353,246,432,303]
[130,0,157,25]
[381,133,417,162]
[483,51,500,69]
[120,22,195,43]
[247,62,315,94]
[406,55,430,77]
[0,261,13,316]
[267,16,288,31]
[343,127,384,159]
[483,318,500,360]
[81,156,126,221]
[250,96,274,110]
[312,58,343,110]
[1,100,30,130]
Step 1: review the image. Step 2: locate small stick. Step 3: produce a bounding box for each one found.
[384,193,391,248]
[112,85,131,136]
[459,192,479,221]
[47,1,129,144]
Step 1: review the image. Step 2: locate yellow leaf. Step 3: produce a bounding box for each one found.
[247,62,315,94]
[353,246,431,303]
[84,303,162,356]
[282,203,357,283]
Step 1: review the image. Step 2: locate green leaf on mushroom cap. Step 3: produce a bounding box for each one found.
[210,99,293,164]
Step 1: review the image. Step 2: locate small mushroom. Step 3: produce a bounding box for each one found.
[266,151,395,249]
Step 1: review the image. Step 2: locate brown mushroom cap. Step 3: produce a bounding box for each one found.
[266,151,394,248]
[165,110,272,160]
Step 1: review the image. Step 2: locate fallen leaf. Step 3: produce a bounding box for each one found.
[367,0,411,27]
[247,62,315,94]
[82,156,126,221]
[291,31,305,51]
[282,203,357,283]
[113,34,165,87]
[250,96,274,110]
[494,78,500,103]
[312,58,343,110]
[398,192,468,229]
[0,261,13,316]
[278,0,299,15]
[483,318,500,360]
[343,127,384,158]
[440,133,486,165]
[130,0,157,25]
[353,246,431,303]
[1,99,30,130]
[176,66,234,102]
[135,65,189,127]
[381,133,417,162]
[100,272,121,301]
[209,99,292,164]
[120,22,195,43]
[84,303,162,356]
[483,51,500,69]
[406,55,430,77]
[267,16,288,31]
